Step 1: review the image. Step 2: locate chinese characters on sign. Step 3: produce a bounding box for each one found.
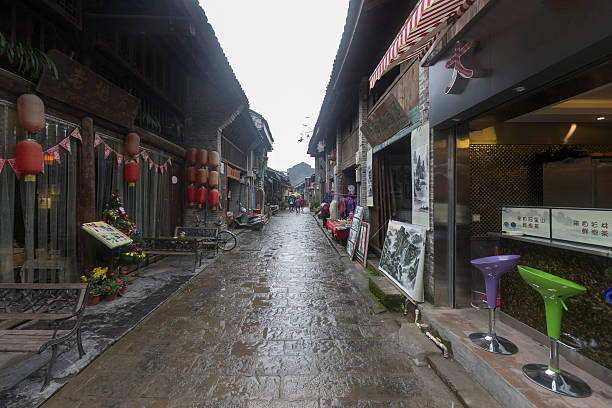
[502,207,551,238]
[445,41,476,94]
[81,222,132,249]
[360,94,412,148]
[552,209,612,248]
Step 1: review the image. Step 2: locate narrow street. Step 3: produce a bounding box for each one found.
[44,211,457,407]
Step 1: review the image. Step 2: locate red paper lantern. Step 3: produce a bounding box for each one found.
[208,170,219,188]
[17,94,45,132]
[187,166,197,183]
[125,132,140,156]
[197,168,208,185]
[209,150,220,167]
[209,188,219,211]
[124,160,139,187]
[197,186,207,208]
[197,149,208,166]
[186,148,197,164]
[16,139,43,181]
[187,184,196,206]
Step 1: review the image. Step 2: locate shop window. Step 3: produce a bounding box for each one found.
[95,133,170,238]
[0,101,78,283]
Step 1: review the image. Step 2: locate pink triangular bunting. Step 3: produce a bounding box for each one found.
[47,146,61,164]
[148,158,154,170]
[116,153,123,166]
[8,158,18,174]
[59,137,72,153]
[0,159,4,174]
[104,144,113,159]
[70,128,82,141]
[141,151,149,161]
[94,133,103,147]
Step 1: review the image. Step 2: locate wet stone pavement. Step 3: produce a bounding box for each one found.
[44,211,456,407]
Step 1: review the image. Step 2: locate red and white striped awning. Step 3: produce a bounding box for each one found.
[369,0,475,89]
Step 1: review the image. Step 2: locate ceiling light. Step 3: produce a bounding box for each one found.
[451,118,461,122]
[596,116,605,121]
[513,86,527,93]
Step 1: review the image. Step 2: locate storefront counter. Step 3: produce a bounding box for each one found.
[498,235,612,371]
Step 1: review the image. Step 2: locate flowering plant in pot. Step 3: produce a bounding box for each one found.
[117,270,137,295]
[103,279,122,301]
[81,266,108,306]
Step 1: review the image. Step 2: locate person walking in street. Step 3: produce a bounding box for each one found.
[295,196,301,214]
[288,195,294,213]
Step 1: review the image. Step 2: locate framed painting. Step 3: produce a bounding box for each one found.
[378,220,426,302]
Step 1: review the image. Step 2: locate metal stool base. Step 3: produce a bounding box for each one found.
[469,333,518,355]
[522,363,592,398]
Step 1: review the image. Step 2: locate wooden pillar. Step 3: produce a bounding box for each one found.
[77,117,96,271]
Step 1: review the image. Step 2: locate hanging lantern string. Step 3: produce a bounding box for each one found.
[0,128,172,176]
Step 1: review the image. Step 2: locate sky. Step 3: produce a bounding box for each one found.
[201,0,349,172]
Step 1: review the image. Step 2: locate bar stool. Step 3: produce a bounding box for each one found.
[469,255,520,355]
[517,265,591,398]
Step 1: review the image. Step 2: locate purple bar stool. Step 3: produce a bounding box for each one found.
[469,255,520,355]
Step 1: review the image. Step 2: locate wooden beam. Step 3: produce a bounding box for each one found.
[76,117,96,272]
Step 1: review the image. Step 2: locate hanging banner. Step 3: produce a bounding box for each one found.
[366,146,373,207]
[7,158,18,174]
[104,144,112,158]
[141,150,149,161]
[148,158,154,170]
[47,145,61,164]
[167,157,172,167]
[116,153,123,166]
[411,122,430,229]
[70,128,82,141]
[59,137,72,153]
[154,164,159,173]
[94,133,103,147]
[0,158,4,174]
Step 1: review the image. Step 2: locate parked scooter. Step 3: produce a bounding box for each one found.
[229,205,266,230]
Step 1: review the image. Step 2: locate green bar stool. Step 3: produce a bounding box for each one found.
[517,266,592,398]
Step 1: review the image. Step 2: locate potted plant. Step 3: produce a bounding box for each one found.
[117,269,137,295]
[87,283,103,306]
[103,279,122,301]
[81,266,109,306]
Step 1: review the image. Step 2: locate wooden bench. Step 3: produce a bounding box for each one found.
[0,283,89,390]
[142,236,204,272]
[174,226,219,256]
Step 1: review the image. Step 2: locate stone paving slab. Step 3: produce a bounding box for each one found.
[0,255,215,408]
[41,212,461,408]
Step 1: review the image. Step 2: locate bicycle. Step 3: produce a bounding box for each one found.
[214,221,238,251]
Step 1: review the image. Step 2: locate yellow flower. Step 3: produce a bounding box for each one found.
[80,275,87,282]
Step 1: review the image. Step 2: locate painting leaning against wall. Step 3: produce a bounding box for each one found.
[378,220,426,302]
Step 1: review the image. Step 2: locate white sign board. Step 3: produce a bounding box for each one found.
[501,207,550,238]
[346,206,364,258]
[411,122,430,229]
[551,208,612,248]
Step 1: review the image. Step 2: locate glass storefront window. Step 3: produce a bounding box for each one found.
[0,101,78,283]
[95,132,170,238]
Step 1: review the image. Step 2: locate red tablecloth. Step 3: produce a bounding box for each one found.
[326,220,350,240]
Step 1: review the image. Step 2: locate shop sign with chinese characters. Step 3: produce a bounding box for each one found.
[502,207,550,238]
[551,208,612,248]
